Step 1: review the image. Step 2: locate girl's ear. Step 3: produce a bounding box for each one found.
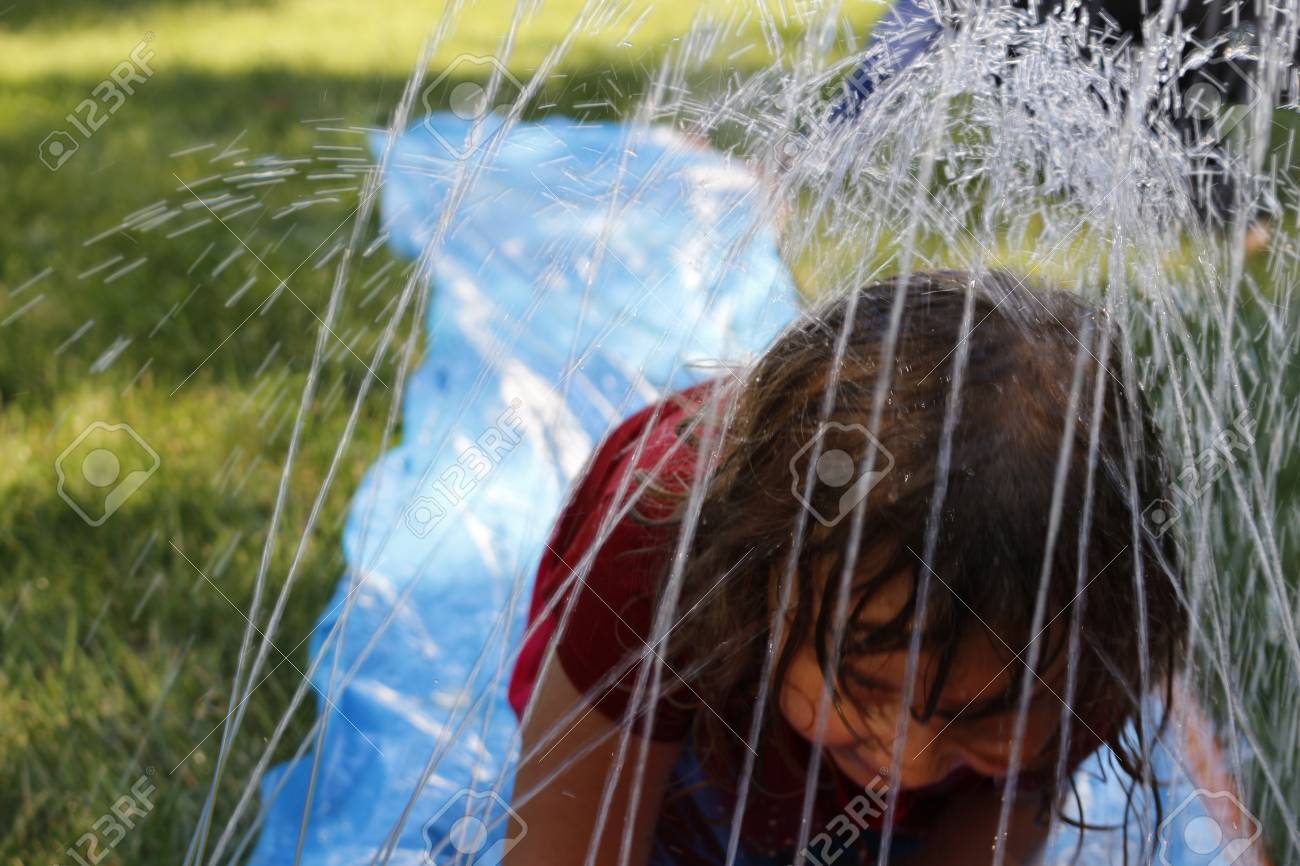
[776,645,861,748]
[778,665,821,735]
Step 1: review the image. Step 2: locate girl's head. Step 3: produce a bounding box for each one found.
[661,270,1186,807]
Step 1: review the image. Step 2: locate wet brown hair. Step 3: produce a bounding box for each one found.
[650,270,1187,851]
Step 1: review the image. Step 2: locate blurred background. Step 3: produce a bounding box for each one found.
[2,1,1297,864]
[0,2,888,862]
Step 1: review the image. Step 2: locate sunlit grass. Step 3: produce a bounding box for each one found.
[0,2,892,860]
[0,0,887,81]
[0,67,414,862]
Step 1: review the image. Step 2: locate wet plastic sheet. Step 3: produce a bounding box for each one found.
[246,113,796,866]
[248,114,1227,866]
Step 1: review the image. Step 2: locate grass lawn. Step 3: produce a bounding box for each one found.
[0,69,411,864]
[1,1,1295,865]
[0,2,891,863]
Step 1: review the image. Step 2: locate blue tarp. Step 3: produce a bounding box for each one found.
[248,114,1230,866]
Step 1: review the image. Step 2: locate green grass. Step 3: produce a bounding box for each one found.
[1,1,1296,864]
[0,66,418,864]
[0,2,891,862]
[0,0,885,81]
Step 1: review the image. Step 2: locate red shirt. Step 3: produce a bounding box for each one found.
[510,382,1007,863]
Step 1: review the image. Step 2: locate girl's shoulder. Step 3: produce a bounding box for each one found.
[561,378,722,539]
[508,379,723,737]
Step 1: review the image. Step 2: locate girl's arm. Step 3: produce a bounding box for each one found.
[508,660,684,866]
[898,790,1048,866]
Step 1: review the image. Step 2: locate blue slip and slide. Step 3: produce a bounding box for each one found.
[246,113,1234,866]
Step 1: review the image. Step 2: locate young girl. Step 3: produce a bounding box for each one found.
[506,270,1187,865]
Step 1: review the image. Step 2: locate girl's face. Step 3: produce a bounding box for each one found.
[775,567,1065,792]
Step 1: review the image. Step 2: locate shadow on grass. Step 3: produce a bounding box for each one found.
[0,0,275,31]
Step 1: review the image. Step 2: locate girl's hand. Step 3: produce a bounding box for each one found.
[508,661,684,866]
